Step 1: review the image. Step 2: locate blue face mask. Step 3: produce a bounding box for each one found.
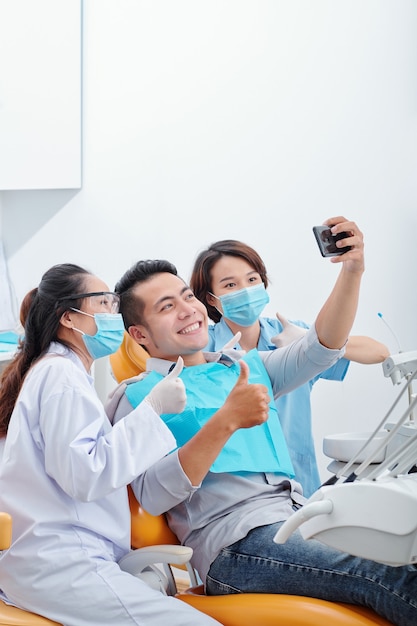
[71,310,125,359]
[211,283,270,327]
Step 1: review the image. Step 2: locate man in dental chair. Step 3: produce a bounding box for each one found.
[108,217,417,626]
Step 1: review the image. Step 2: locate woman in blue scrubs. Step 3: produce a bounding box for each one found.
[190,239,389,497]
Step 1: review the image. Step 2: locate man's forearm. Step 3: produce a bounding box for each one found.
[315,266,363,349]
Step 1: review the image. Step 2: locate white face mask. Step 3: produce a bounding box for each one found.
[71,309,125,359]
[210,283,270,326]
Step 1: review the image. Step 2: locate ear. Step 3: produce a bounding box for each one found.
[129,325,148,346]
[60,310,76,329]
[206,292,216,307]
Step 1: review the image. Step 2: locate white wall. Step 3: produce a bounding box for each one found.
[1,0,416,481]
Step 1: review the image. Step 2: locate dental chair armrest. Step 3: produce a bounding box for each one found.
[119,545,195,596]
[119,544,193,575]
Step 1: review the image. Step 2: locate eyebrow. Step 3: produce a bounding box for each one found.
[153,284,191,308]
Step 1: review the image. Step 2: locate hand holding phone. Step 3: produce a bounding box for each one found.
[312,225,352,257]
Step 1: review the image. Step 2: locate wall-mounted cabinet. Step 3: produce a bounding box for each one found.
[0,0,82,190]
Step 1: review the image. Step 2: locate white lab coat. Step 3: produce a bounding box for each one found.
[0,342,218,626]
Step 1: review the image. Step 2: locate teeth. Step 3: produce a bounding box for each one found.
[180,322,200,334]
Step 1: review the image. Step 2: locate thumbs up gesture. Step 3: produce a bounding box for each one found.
[219,331,246,359]
[144,357,186,415]
[270,312,308,348]
[222,360,270,430]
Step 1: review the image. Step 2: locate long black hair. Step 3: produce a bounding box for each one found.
[0,263,91,436]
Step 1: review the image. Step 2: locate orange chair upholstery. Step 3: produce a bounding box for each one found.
[0,513,12,551]
[129,484,179,547]
[178,592,396,626]
[109,331,148,382]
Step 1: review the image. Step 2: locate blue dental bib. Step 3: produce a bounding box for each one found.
[125,349,294,476]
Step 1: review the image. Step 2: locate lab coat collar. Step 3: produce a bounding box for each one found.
[47,341,95,384]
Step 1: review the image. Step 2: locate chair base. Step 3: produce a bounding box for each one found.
[177,586,394,626]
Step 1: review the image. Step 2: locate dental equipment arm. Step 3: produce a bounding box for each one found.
[383,349,417,422]
[323,352,417,486]
[382,350,417,386]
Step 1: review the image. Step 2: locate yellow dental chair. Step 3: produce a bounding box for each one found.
[0,494,393,626]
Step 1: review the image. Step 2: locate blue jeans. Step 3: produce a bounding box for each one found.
[206,522,417,626]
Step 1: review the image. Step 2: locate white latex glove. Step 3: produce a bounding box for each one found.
[270,312,308,348]
[221,332,241,350]
[144,357,186,415]
[220,332,246,359]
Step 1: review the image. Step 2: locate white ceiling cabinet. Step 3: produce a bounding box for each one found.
[0,0,82,190]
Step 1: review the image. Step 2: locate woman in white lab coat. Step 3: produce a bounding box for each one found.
[0,263,219,626]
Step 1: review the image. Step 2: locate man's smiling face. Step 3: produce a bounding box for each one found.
[130,272,209,364]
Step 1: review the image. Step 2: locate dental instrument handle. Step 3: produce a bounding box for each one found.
[366,428,417,480]
[356,392,417,480]
[273,500,333,544]
[388,437,417,477]
[336,372,417,482]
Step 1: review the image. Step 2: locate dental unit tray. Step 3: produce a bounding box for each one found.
[274,351,417,567]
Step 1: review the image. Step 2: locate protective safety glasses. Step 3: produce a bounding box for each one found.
[60,291,120,314]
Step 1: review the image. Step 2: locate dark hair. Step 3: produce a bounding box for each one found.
[190,240,269,323]
[115,259,178,330]
[0,263,91,436]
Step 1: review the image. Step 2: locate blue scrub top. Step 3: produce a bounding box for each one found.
[206,317,349,497]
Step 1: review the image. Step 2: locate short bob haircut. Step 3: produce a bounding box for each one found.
[190,240,269,323]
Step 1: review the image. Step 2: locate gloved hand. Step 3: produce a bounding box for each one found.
[220,332,246,359]
[144,357,186,415]
[221,332,241,350]
[270,312,308,348]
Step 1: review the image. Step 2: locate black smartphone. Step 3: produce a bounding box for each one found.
[312,225,352,257]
